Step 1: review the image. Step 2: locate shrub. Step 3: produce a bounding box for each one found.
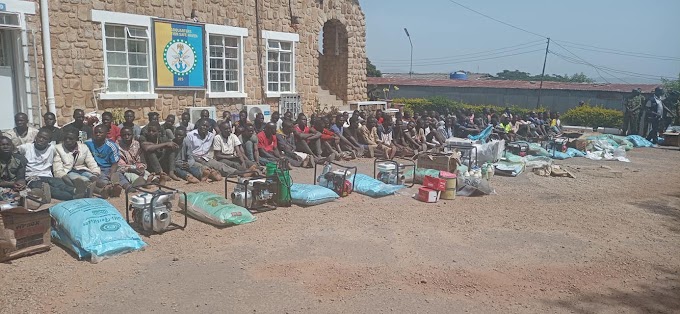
[393,97,543,118]
[561,105,623,128]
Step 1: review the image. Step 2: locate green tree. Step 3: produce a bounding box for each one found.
[492,70,594,83]
[367,58,382,77]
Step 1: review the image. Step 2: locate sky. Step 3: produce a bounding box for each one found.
[360,0,680,83]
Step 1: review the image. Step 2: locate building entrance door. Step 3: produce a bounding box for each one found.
[0,29,18,129]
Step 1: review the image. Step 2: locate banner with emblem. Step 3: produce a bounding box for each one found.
[152,19,206,89]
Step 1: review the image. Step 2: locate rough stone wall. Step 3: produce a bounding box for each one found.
[319,19,348,101]
[26,0,367,124]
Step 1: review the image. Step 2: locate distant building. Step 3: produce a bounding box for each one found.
[369,76,658,112]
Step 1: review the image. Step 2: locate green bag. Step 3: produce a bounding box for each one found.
[182,192,256,227]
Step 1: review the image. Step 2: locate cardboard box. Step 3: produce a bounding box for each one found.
[0,206,52,262]
[423,175,447,191]
[417,153,459,173]
[417,187,440,203]
[662,132,679,147]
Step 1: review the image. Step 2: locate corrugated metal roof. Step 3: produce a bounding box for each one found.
[367,77,660,93]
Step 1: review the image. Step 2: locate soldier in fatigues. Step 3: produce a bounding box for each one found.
[623,88,645,136]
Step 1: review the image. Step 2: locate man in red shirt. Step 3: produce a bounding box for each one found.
[312,118,342,160]
[102,111,120,141]
[293,115,322,158]
[256,122,281,165]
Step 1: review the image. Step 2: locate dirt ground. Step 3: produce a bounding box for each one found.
[1,147,679,313]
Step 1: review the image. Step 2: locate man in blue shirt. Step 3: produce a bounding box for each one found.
[85,124,127,198]
[330,114,363,158]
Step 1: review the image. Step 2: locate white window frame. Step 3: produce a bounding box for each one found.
[92,10,158,100]
[262,30,299,98]
[205,24,248,99]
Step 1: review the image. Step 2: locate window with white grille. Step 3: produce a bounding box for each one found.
[266,39,294,93]
[104,24,150,93]
[208,35,240,93]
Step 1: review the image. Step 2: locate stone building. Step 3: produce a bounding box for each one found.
[0,0,367,128]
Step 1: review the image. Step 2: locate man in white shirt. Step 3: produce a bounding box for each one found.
[213,121,256,171]
[645,87,666,145]
[18,128,82,201]
[5,113,39,148]
[184,118,237,179]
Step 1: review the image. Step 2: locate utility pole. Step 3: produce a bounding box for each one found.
[404,28,413,78]
[536,37,550,109]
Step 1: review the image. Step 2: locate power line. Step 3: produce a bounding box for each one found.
[373,44,545,66]
[555,40,680,61]
[550,41,626,83]
[555,42,680,62]
[377,48,544,69]
[445,0,547,39]
[550,51,672,81]
[372,39,544,62]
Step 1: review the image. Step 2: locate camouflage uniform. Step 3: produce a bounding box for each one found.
[623,95,645,136]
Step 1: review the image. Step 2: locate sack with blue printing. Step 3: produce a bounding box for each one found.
[290,183,339,206]
[349,174,403,197]
[50,198,147,263]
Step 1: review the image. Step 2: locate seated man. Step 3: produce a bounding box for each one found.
[376,116,398,159]
[253,113,266,134]
[0,136,28,202]
[43,112,63,144]
[85,124,128,198]
[117,126,152,186]
[175,111,194,132]
[53,128,100,196]
[277,120,310,168]
[200,109,218,133]
[213,121,257,171]
[101,111,120,141]
[19,128,83,201]
[359,117,383,158]
[139,122,179,182]
[331,114,364,158]
[140,112,160,136]
[495,115,516,141]
[218,110,233,129]
[174,126,209,183]
[293,115,322,158]
[118,109,142,140]
[6,113,39,148]
[162,114,177,140]
[312,118,342,160]
[238,123,264,166]
[391,118,416,157]
[343,117,368,157]
[425,119,446,148]
[256,122,282,166]
[184,118,232,179]
[63,109,93,142]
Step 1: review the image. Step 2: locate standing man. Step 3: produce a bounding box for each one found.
[6,113,39,147]
[118,109,142,140]
[42,112,62,144]
[63,109,93,142]
[646,87,667,145]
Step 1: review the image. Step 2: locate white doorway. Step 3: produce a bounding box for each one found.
[0,29,18,130]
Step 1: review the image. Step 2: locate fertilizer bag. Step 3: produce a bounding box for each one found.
[625,135,654,147]
[349,174,404,197]
[413,168,440,184]
[181,192,256,227]
[290,183,339,206]
[51,226,89,260]
[50,198,147,263]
